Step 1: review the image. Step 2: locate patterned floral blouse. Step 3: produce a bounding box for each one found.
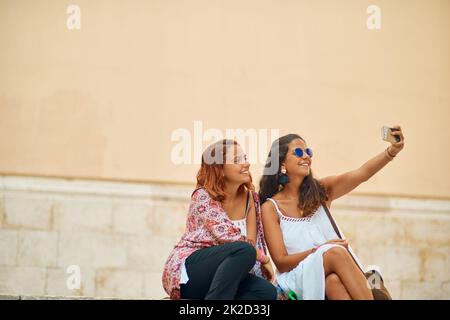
[162,187,269,299]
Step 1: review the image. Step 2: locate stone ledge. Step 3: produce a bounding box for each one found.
[2,175,449,214]
[0,176,194,201]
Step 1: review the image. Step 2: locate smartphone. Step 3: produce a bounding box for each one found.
[381,126,401,143]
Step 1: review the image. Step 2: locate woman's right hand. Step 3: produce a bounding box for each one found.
[323,239,349,249]
[261,260,275,283]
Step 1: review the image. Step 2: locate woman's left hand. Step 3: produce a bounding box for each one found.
[261,260,275,283]
[389,125,405,156]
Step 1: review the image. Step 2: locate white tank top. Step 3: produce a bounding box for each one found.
[266,198,365,269]
[267,198,338,254]
[230,191,251,237]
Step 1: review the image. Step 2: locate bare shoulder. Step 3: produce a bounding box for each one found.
[261,200,278,220]
[317,176,334,194]
[318,175,332,184]
[261,199,274,212]
[315,177,333,208]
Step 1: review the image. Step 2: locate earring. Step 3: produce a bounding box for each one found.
[278,167,289,189]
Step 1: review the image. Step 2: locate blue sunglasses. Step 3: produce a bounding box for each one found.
[292,147,313,158]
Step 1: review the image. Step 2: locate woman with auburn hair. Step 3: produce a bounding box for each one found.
[162,139,277,300]
[259,126,405,300]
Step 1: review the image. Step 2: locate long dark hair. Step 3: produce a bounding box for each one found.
[258,134,328,217]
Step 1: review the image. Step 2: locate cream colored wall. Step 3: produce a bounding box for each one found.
[1,0,449,198]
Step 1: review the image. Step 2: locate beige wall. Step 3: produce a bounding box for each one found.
[1,0,449,198]
[0,1,449,300]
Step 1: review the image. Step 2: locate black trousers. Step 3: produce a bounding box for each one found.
[180,241,277,300]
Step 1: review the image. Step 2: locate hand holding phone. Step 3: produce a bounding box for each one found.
[381,126,401,144]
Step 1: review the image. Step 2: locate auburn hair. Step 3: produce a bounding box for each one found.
[196,139,254,202]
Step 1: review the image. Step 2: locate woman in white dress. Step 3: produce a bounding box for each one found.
[259,126,405,300]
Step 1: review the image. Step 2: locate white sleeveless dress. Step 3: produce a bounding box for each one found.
[267,198,365,300]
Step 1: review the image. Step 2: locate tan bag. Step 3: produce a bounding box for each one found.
[322,203,392,300]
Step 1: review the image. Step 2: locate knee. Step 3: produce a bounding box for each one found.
[325,273,341,287]
[324,246,351,264]
[234,241,257,264]
[262,282,278,300]
[255,280,277,300]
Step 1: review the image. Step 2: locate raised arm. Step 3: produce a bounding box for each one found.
[320,125,405,203]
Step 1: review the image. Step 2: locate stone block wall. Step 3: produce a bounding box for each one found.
[0,176,449,299]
